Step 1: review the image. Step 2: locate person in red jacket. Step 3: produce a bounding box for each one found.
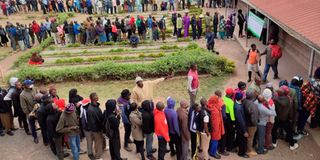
[32,20,41,43]
[208,94,225,159]
[154,101,170,160]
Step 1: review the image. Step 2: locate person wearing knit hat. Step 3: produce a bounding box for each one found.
[272,88,299,150]
[234,92,249,158]
[132,75,172,107]
[222,88,236,152]
[243,89,259,157]
[56,103,81,160]
[262,89,277,150]
[255,94,276,154]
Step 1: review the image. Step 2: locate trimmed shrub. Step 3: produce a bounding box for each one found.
[11,48,235,83]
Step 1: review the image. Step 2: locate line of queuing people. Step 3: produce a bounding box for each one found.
[1,66,319,160]
[0,0,209,16]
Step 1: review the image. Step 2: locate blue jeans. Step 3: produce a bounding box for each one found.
[68,135,80,160]
[262,63,278,81]
[28,116,38,139]
[209,140,219,156]
[257,125,266,153]
[144,133,154,157]
[297,107,310,132]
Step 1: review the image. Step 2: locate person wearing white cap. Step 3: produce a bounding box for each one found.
[132,75,171,106]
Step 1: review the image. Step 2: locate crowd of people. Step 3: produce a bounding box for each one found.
[0,63,319,160]
[0,0,238,16]
[0,8,247,54]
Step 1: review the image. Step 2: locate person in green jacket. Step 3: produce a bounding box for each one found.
[223,88,236,152]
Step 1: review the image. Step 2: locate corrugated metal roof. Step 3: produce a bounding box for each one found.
[243,0,320,52]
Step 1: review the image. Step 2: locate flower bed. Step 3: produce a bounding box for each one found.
[10,47,235,83]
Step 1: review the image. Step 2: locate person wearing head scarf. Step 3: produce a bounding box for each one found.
[56,103,81,160]
[208,95,225,159]
[242,90,258,157]
[272,87,299,151]
[279,80,299,135]
[103,99,127,160]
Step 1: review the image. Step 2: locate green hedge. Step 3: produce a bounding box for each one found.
[10,48,235,83]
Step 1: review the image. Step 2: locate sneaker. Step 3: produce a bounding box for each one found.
[0,132,5,136]
[272,143,277,148]
[293,134,303,140]
[124,146,132,152]
[289,143,299,150]
[266,146,275,150]
[33,138,39,144]
[7,131,14,136]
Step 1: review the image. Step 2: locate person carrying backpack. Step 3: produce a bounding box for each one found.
[103,99,127,160]
[261,39,282,83]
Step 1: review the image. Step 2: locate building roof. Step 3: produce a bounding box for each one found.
[243,0,320,52]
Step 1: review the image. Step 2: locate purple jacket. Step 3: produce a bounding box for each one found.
[164,97,180,135]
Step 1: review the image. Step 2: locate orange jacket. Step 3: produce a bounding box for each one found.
[208,95,225,140]
[154,108,170,142]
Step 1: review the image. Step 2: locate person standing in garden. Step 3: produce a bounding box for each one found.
[177,13,182,38]
[218,15,226,39]
[183,11,190,38]
[188,63,199,106]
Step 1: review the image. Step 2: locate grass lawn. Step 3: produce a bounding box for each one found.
[41,75,227,105]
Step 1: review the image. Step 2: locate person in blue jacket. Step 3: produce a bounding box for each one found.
[164,97,181,159]
[234,92,249,158]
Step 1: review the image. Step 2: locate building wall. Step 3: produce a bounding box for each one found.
[238,0,320,77]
